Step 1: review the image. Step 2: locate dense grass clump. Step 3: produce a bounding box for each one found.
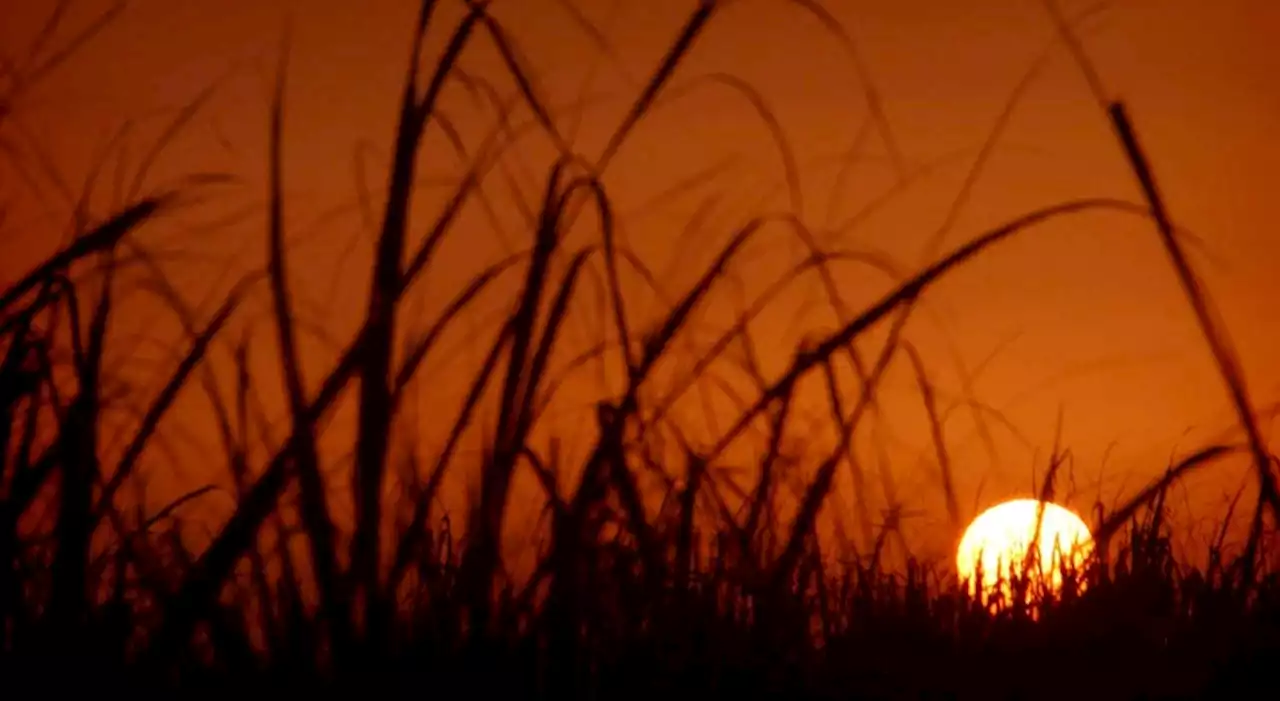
[2,1,1279,697]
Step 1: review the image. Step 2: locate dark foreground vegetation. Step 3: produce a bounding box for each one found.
[3,1,1279,697]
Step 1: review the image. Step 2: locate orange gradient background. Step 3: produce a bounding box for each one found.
[3,0,1278,565]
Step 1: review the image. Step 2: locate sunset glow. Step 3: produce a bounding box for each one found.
[956,499,1094,606]
[3,0,1277,693]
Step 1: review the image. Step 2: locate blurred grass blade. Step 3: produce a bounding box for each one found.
[263,41,351,651]
[904,343,959,532]
[709,198,1145,460]
[92,274,256,523]
[350,1,484,617]
[0,195,177,318]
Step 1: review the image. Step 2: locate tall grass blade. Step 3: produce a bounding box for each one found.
[263,42,351,653]
[350,2,484,622]
[904,343,960,532]
[0,196,177,318]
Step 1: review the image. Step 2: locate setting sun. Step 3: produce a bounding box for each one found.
[956,499,1094,606]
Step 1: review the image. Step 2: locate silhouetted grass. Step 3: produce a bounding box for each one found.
[2,1,1278,698]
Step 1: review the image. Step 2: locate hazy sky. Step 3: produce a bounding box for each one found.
[3,0,1278,554]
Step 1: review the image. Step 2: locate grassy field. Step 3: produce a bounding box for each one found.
[2,1,1278,697]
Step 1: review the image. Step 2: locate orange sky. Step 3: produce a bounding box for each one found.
[3,0,1279,561]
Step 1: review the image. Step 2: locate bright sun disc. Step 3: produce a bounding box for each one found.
[956,499,1093,606]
